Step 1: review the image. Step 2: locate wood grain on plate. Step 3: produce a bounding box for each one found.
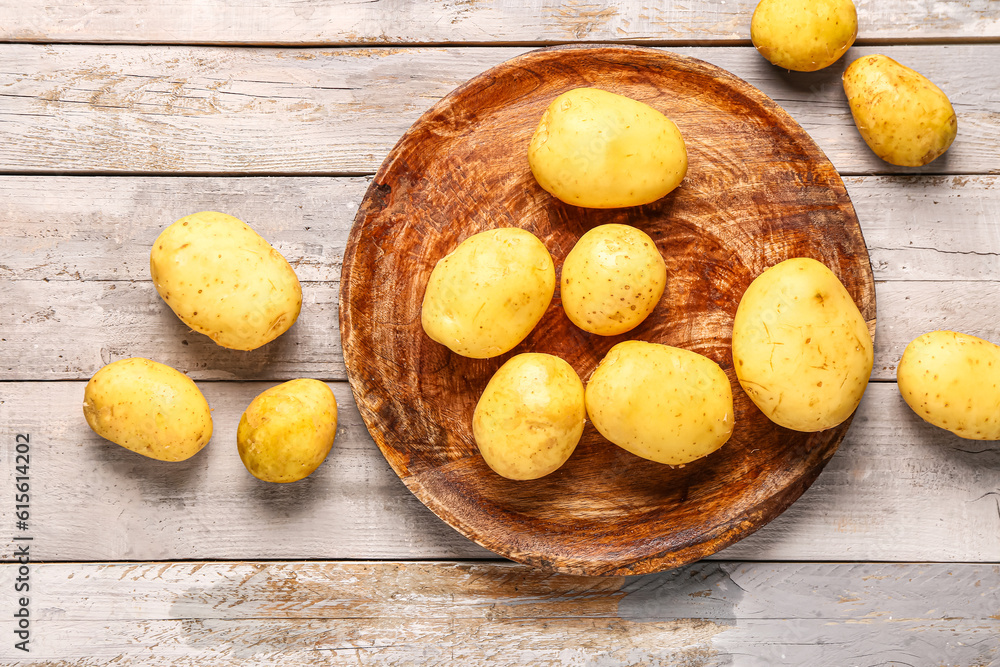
[340,45,876,575]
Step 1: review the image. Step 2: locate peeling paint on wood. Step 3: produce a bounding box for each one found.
[0,44,997,176]
[1,382,998,563]
[0,0,997,44]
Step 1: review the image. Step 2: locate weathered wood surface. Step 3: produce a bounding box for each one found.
[4,175,997,284]
[1,0,997,45]
[1,44,997,176]
[0,561,998,665]
[3,175,999,382]
[3,381,999,563]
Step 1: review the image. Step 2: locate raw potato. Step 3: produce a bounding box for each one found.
[561,224,666,336]
[897,331,1000,440]
[843,54,958,167]
[585,341,734,465]
[421,228,555,359]
[82,357,213,462]
[751,0,857,72]
[150,211,302,351]
[237,379,338,483]
[473,353,585,480]
[528,88,687,208]
[732,257,873,432]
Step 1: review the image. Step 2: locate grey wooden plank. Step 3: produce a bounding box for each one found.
[2,381,998,562]
[0,0,996,44]
[0,561,997,665]
[3,175,999,284]
[0,44,996,176]
[4,276,1000,382]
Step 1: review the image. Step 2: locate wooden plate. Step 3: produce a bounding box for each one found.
[339,45,876,576]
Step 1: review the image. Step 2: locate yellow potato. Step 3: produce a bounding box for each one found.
[843,54,958,167]
[585,341,733,465]
[237,379,338,483]
[732,257,873,432]
[897,331,1000,440]
[82,357,213,462]
[751,0,857,72]
[421,227,555,359]
[473,353,585,480]
[528,88,687,208]
[561,224,666,336]
[150,211,302,351]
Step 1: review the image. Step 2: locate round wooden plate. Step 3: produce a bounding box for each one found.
[339,45,876,576]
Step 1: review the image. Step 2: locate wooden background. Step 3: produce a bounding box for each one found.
[1,1,999,664]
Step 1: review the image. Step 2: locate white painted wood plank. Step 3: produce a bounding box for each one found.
[3,175,1000,381]
[2,381,998,562]
[0,561,997,665]
[1,0,996,44]
[4,175,999,284]
[4,277,1000,381]
[0,44,996,176]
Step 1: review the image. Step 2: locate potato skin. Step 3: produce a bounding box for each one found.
[473,353,585,480]
[82,357,213,462]
[751,0,857,72]
[843,54,957,167]
[150,211,302,351]
[585,341,734,465]
[421,228,555,359]
[561,224,666,336]
[237,379,338,483]
[528,88,687,209]
[897,331,1000,440]
[732,258,873,432]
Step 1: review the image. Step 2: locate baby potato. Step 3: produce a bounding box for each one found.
[732,257,873,432]
[237,379,338,483]
[897,331,1000,440]
[528,88,687,208]
[150,211,302,351]
[561,224,666,336]
[82,357,213,462]
[843,54,957,167]
[585,341,734,465]
[751,0,857,72]
[421,227,555,359]
[473,353,585,480]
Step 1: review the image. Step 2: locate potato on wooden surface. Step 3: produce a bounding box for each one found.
[237,379,338,483]
[843,54,958,167]
[473,353,585,480]
[150,211,302,351]
[528,88,687,209]
[751,0,857,72]
[732,258,873,432]
[897,331,1000,440]
[82,357,213,462]
[560,224,666,336]
[585,341,733,465]
[421,227,555,359]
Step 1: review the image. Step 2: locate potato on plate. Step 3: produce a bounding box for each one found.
[150,211,302,351]
[473,353,585,480]
[237,379,339,483]
[897,331,1000,440]
[585,341,734,465]
[560,224,666,336]
[528,88,687,208]
[751,0,857,72]
[843,54,957,167]
[732,257,873,432]
[421,227,555,359]
[83,357,213,462]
